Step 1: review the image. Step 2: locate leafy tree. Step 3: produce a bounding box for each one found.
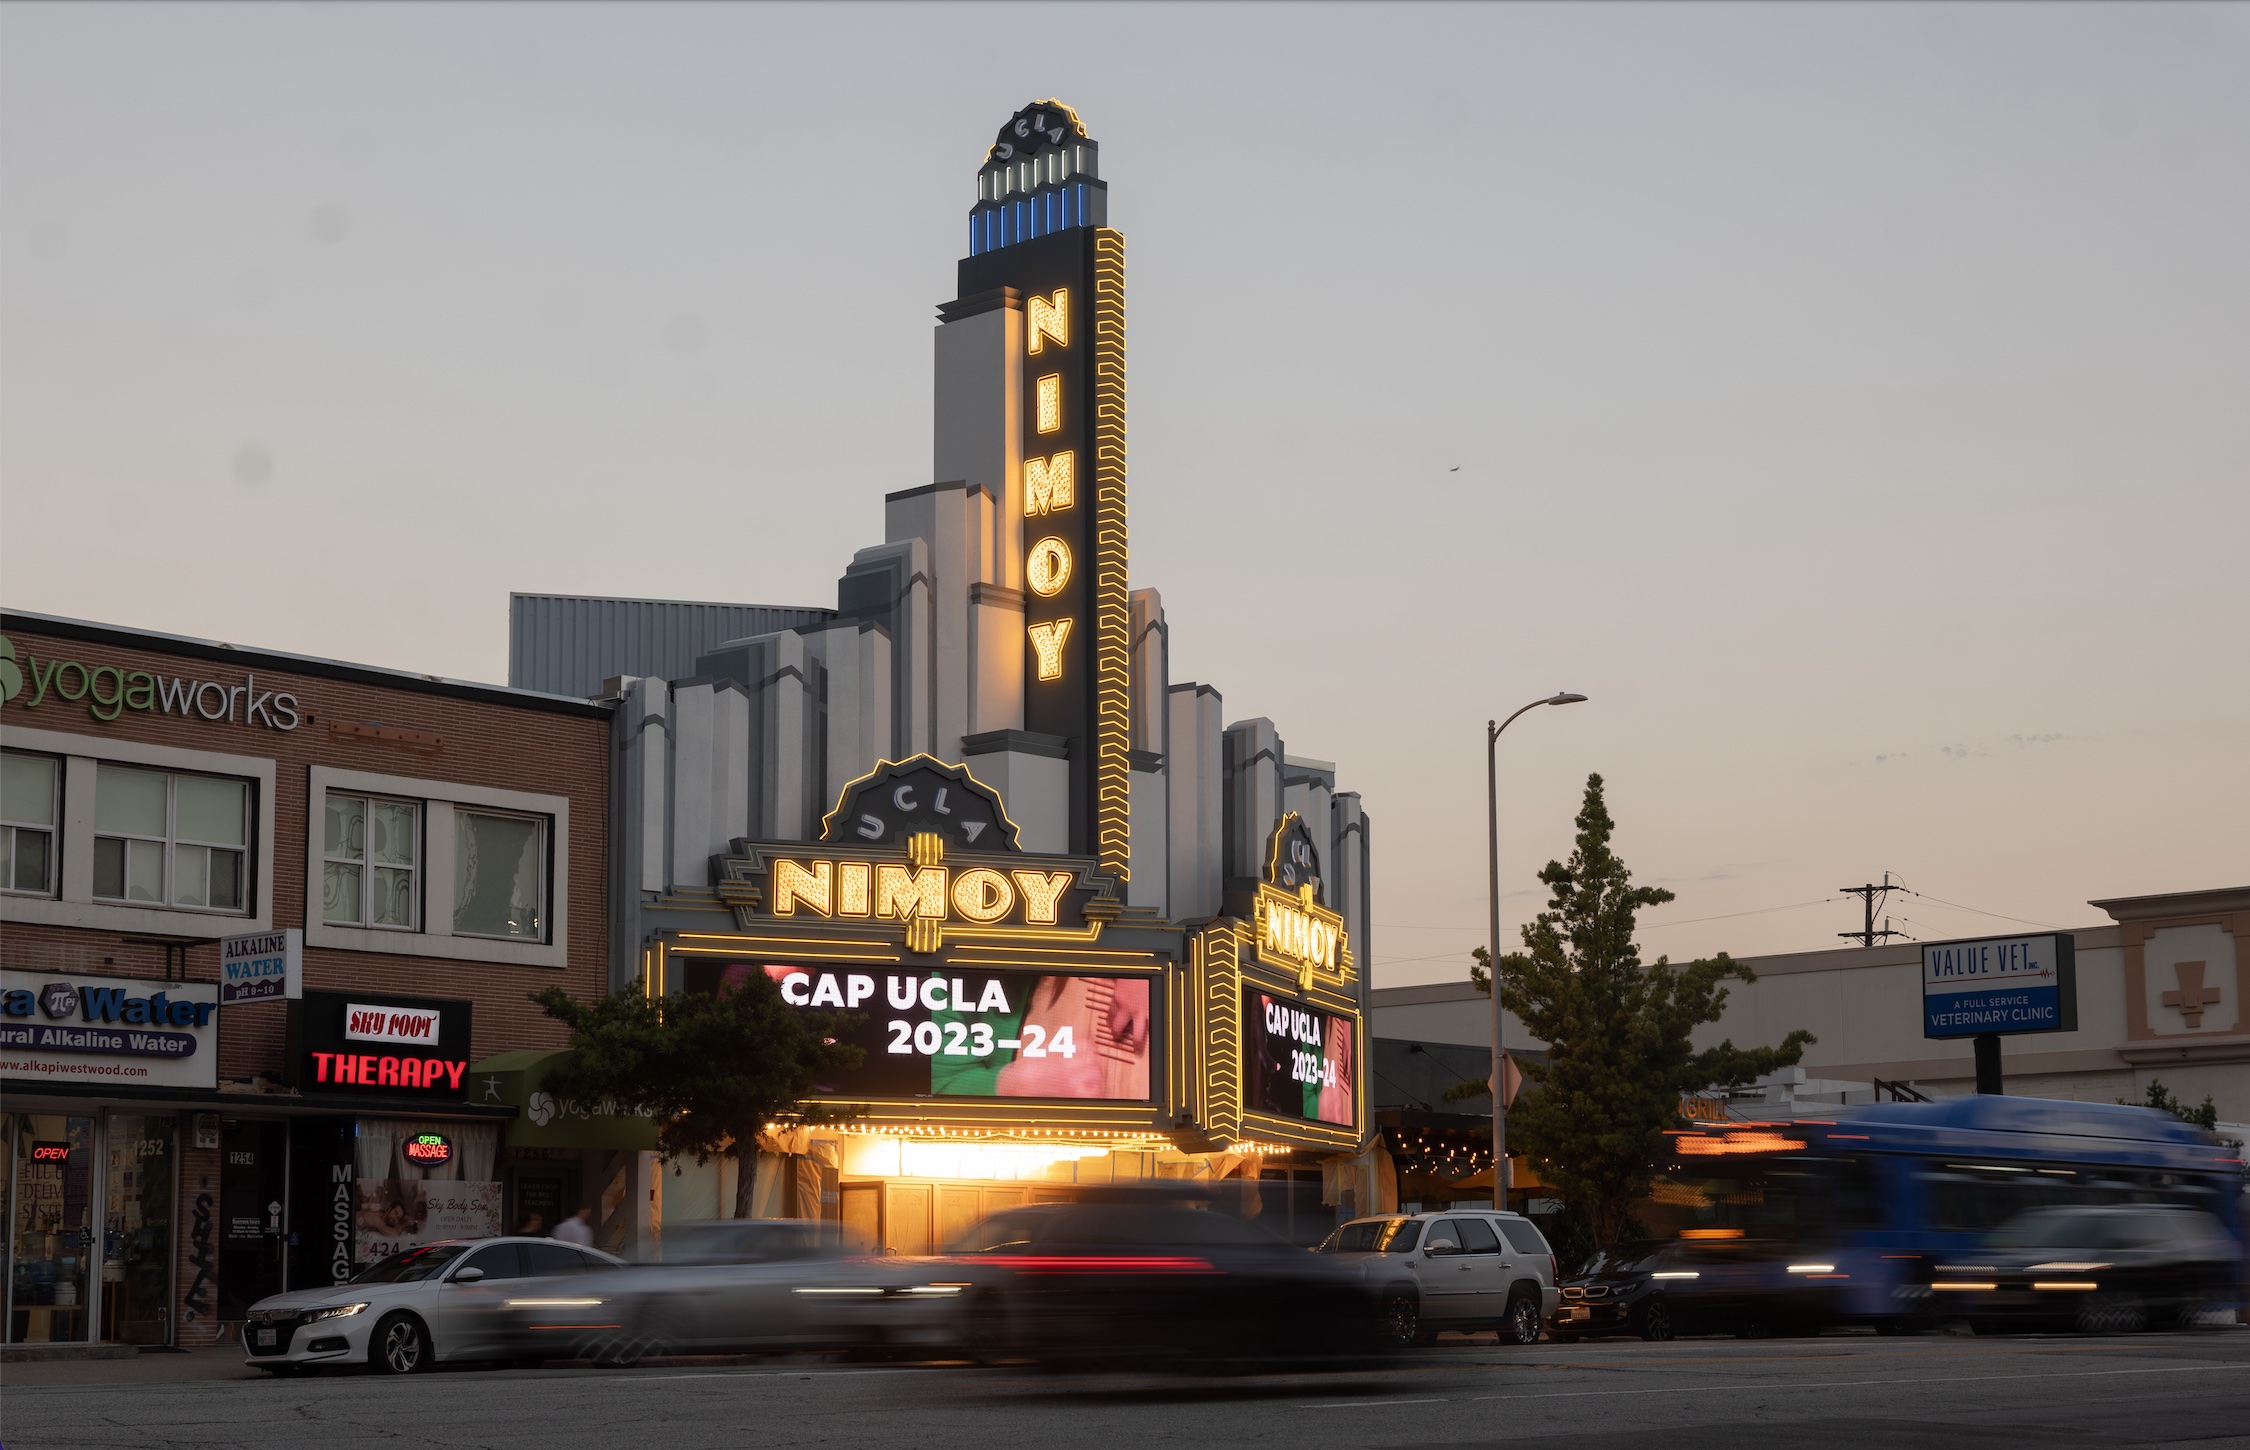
[1461,773,1815,1248]
[2131,1078,2219,1131]
[533,973,863,1219]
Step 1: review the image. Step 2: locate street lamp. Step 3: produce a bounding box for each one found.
[1487,692,1587,1209]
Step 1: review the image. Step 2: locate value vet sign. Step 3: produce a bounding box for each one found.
[1922,933,2078,1039]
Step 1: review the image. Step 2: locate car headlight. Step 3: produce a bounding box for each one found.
[502,1298,608,1308]
[304,1302,370,1323]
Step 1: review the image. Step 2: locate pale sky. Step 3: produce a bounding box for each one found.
[4,3,2245,987]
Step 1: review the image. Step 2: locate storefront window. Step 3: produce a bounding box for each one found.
[7,1113,94,1344]
[454,811,544,941]
[352,1119,501,1264]
[0,751,59,896]
[101,1114,176,1345]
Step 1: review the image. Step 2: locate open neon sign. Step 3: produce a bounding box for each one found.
[30,1141,71,1163]
[401,1133,452,1167]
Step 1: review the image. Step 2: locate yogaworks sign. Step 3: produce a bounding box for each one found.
[0,634,301,730]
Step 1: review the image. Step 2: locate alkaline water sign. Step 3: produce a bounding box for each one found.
[0,969,220,1088]
[1922,933,2078,1039]
[220,929,301,1005]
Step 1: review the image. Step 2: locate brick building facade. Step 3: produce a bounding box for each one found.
[2,610,611,1348]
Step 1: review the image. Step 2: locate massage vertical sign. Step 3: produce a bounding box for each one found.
[1922,933,2078,1039]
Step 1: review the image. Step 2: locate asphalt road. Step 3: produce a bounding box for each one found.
[7,1329,2247,1450]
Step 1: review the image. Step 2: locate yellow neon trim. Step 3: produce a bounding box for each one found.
[813,754,1025,853]
[1091,229,1130,884]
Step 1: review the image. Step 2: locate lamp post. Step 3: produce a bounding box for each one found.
[1487,692,1587,1209]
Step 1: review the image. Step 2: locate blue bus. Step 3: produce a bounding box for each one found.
[1636,1096,2244,1332]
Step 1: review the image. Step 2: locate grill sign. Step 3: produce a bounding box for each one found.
[345,1004,442,1046]
[400,1133,452,1167]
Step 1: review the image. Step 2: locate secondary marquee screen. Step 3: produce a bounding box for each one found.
[1246,989,1355,1127]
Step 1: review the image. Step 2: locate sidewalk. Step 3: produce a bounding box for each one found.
[0,1345,263,1389]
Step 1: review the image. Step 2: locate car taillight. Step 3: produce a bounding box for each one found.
[974,1256,1222,1276]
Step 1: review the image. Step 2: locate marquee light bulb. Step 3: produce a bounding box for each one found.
[1035,374,1062,433]
[1027,618,1072,680]
[1026,536,1073,597]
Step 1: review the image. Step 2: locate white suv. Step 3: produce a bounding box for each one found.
[1317,1209,1559,1347]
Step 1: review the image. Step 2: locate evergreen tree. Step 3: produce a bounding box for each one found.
[1468,774,1815,1247]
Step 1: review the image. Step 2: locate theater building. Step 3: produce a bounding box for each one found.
[511,100,1382,1252]
[0,614,615,1349]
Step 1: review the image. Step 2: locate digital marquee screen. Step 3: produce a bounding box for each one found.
[1245,989,1356,1127]
[688,962,1153,1102]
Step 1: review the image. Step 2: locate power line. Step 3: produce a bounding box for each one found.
[1900,890,2063,932]
[1640,898,1838,932]
[1840,873,1908,947]
[1371,896,1841,967]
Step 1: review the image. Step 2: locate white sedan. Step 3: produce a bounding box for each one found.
[243,1237,625,1374]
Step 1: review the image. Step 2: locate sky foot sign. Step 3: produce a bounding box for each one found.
[1922,933,2078,1039]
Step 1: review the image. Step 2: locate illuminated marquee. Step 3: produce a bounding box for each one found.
[769,853,1076,926]
[1255,887,1345,989]
[715,788,1111,959]
[1249,814,1352,991]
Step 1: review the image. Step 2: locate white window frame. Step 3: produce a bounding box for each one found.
[449,806,547,944]
[1,748,62,898]
[91,764,255,915]
[304,766,568,969]
[319,792,422,931]
[0,725,277,934]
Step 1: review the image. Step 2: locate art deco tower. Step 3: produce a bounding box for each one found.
[931,100,1129,881]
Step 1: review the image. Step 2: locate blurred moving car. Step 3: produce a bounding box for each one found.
[1316,1210,1558,1347]
[497,1218,957,1365]
[947,1192,1378,1368]
[1550,1236,1820,1341]
[242,1237,625,1374]
[1932,1205,2242,1333]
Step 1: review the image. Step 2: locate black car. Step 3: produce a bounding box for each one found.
[945,1191,1379,1369]
[1552,1236,1815,1341]
[1932,1205,2242,1333]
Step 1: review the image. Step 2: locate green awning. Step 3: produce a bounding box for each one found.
[468,1049,659,1151]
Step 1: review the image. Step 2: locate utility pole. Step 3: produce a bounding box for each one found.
[1839,872,1907,948]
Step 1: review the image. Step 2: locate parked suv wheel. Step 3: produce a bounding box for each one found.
[1500,1294,1543,1346]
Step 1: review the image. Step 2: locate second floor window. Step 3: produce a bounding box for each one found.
[92,764,250,912]
[323,795,419,928]
[1,751,58,896]
[454,809,545,941]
